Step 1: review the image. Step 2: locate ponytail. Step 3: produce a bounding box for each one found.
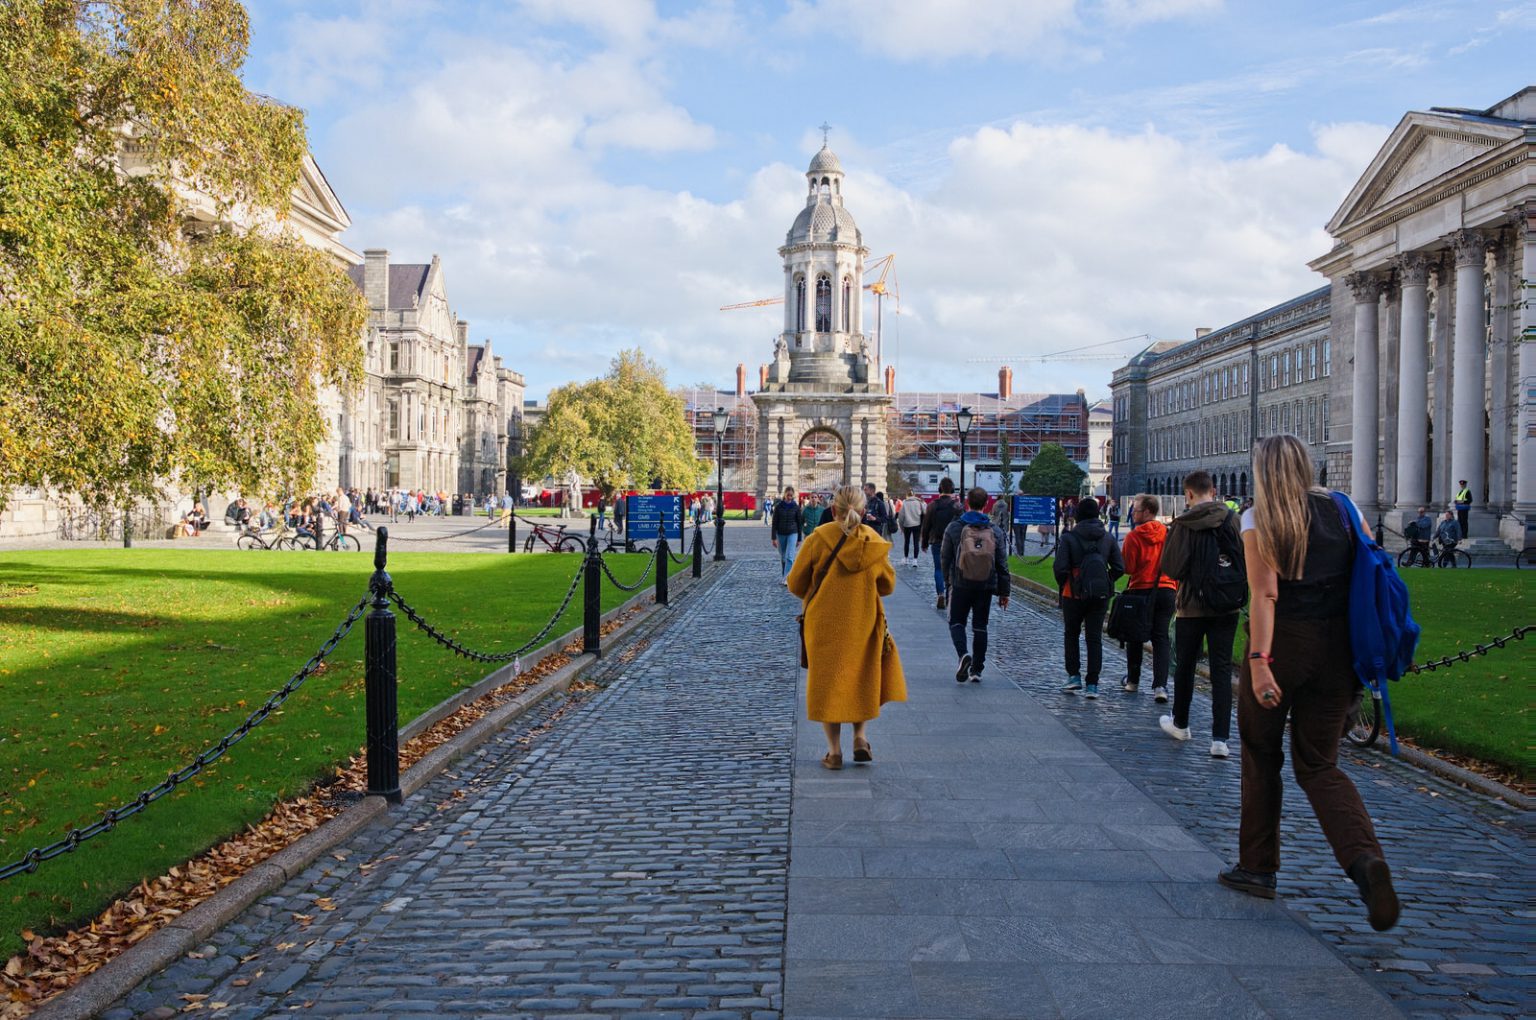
[830,484,867,537]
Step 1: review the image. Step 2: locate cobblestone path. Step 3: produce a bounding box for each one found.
[113,559,794,1020]
[897,565,1533,1020]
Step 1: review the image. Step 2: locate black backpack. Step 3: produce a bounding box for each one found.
[1191,512,1248,614]
[1068,531,1112,600]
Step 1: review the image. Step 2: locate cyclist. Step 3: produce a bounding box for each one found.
[1434,509,1461,563]
[1405,506,1433,566]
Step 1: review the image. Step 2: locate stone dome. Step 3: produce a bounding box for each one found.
[808,145,843,175]
[787,201,861,245]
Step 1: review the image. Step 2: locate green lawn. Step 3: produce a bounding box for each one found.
[0,548,668,958]
[1009,555,1532,776]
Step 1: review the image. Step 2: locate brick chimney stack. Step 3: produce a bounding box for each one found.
[363,248,389,310]
[736,363,746,398]
[760,364,769,388]
[998,366,1013,400]
[884,365,896,395]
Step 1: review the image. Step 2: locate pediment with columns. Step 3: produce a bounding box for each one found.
[1325,112,1526,237]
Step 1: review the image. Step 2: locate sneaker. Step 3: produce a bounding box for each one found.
[1349,855,1401,932]
[1122,682,1139,694]
[936,593,947,610]
[956,653,972,684]
[1061,676,1083,693]
[1153,688,1169,703]
[1085,683,1099,699]
[1210,740,1230,758]
[969,671,982,683]
[1217,865,1277,900]
[1159,715,1192,741]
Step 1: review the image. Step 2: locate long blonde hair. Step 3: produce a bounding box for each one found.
[1251,434,1327,579]
[830,484,867,537]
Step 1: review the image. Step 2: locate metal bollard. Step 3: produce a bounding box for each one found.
[508,509,517,553]
[655,524,669,606]
[714,512,726,562]
[365,527,402,803]
[692,524,702,578]
[583,527,602,656]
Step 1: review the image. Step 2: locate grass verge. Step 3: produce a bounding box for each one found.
[0,547,667,959]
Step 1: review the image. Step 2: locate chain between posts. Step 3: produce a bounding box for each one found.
[1405,625,1531,675]
[0,595,371,883]
[382,514,507,543]
[388,562,584,666]
[600,545,658,591]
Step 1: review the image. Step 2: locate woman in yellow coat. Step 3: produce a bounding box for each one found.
[787,484,906,770]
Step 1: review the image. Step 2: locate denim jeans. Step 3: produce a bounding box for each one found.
[1172,613,1238,741]
[947,585,993,673]
[930,543,945,596]
[776,530,799,576]
[1061,597,1108,683]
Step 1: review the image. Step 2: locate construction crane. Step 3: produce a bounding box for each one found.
[967,333,1158,364]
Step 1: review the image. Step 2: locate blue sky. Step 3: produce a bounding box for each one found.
[242,0,1533,399]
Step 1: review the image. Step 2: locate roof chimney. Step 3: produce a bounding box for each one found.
[736,363,746,398]
[998,366,1013,401]
[884,365,896,395]
[759,364,769,389]
[1195,327,1212,339]
[363,248,389,310]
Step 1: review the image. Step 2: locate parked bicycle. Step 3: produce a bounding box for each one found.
[1399,538,1469,569]
[1343,688,1383,748]
[523,521,584,553]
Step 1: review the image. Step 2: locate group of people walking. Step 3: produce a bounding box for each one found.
[785,433,1399,933]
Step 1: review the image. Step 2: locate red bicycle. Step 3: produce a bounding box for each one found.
[523,521,585,553]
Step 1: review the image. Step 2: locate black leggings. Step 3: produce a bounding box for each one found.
[903,525,921,557]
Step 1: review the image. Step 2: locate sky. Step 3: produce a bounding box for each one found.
[242,0,1534,401]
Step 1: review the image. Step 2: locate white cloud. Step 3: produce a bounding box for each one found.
[1098,0,1223,26]
[785,0,1080,60]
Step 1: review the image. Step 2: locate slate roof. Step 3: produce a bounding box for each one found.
[345,263,432,310]
[465,345,485,378]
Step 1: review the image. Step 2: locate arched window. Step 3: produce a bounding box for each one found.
[841,276,852,332]
[795,276,806,331]
[815,274,831,332]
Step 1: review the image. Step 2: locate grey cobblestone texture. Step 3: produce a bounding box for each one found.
[898,566,1533,1019]
[114,558,792,1019]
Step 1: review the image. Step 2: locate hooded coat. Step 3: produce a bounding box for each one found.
[788,522,907,723]
[1157,499,1241,617]
[1121,518,1178,592]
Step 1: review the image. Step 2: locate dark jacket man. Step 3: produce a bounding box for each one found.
[939,490,1011,682]
[1159,499,1242,617]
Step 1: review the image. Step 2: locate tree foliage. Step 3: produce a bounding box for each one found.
[996,432,1015,496]
[1017,442,1086,498]
[521,350,706,493]
[0,0,366,511]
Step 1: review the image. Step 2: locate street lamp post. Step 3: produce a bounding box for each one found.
[956,406,974,495]
[712,406,729,561]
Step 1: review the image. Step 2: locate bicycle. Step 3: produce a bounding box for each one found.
[1396,541,1434,569]
[1343,686,1383,748]
[523,521,584,553]
[1517,546,1536,568]
[1428,539,1471,569]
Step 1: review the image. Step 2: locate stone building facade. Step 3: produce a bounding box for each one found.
[1308,89,1534,544]
[1110,288,1334,502]
[752,145,892,494]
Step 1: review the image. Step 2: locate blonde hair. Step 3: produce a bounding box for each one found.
[830,484,867,536]
[1251,434,1327,579]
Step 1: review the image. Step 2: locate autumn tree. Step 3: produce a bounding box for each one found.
[1017,442,1086,498]
[0,0,366,513]
[522,350,706,493]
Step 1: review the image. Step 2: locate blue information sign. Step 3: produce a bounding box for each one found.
[626,494,683,542]
[1011,495,1057,526]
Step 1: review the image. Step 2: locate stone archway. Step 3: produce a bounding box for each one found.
[796,426,847,496]
[752,396,889,501]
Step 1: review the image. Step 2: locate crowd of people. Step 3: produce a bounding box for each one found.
[785,433,1403,933]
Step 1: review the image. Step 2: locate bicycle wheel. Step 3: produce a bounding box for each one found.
[1518,547,1536,569]
[236,534,263,551]
[557,536,586,553]
[1452,549,1472,568]
[333,534,361,552]
[1396,548,1415,568]
[523,535,536,553]
[290,534,317,551]
[1344,695,1382,748]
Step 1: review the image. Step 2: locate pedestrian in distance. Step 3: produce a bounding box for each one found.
[1055,497,1125,698]
[897,490,924,566]
[862,482,890,537]
[1119,494,1177,698]
[597,493,609,529]
[941,486,1011,683]
[920,478,962,610]
[802,495,824,538]
[771,485,804,582]
[788,484,906,770]
[1157,470,1246,758]
[1107,498,1122,539]
[1221,434,1400,931]
[1453,479,1471,538]
[1435,509,1461,551]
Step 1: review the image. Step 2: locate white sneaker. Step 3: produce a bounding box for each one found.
[1159,715,1192,741]
[1210,740,1230,759]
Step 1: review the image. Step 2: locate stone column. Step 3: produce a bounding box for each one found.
[1488,231,1514,517]
[1379,278,1400,508]
[1516,206,1536,520]
[1431,262,1453,499]
[1394,253,1431,511]
[1449,229,1490,535]
[1346,271,1383,510]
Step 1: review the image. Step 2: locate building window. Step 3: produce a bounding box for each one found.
[1308,343,1317,380]
[842,276,852,332]
[1282,351,1291,386]
[794,276,806,331]
[1321,394,1330,441]
[1322,339,1331,377]
[1282,402,1292,434]
[388,399,399,440]
[815,274,832,332]
[388,342,399,372]
[1241,362,1249,395]
[1306,397,1317,443]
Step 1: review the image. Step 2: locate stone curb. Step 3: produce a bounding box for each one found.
[1007,573,1532,811]
[30,557,723,1020]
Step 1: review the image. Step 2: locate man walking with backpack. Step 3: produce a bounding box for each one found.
[942,487,1010,683]
[1055,497,1125,698]
[1157,470,1245,758]
[921,478,962,609]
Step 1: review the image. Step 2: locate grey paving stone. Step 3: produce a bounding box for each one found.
[1037,963,1268,1019]
[786,913,970,962]
[910,961,1056,1018]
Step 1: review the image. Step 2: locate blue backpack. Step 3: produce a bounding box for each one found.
[1329,491,1421,754]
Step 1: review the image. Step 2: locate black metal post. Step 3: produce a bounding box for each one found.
[692,523,703,578]
[508,507,517,553]
[959,440,967,497]
[715,437,726,562]
[655,524,669,606]
[583,523,602,657]
[365,527,401,803]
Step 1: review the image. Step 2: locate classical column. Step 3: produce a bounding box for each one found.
[1488,231,1514,515]
[1516,206,1536,517]
[1379,277,1400,508]
[1449,229,1489,534]
[1394,253,1431,510]
[1346,271,1383,510]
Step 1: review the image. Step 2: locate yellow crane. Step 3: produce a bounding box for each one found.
[721,253,901,358]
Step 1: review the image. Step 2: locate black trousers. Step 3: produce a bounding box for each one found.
[1061,597,1108,683]
[902,525,921,557]
[947,585,993,673]
[1172,613,1238,741]
[1456,507,1469,537]
[1125,587,1176,689]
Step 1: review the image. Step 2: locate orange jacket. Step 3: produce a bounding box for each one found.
[1121,519,1178,591]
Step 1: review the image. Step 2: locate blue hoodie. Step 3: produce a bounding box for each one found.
[940,511,1010,593]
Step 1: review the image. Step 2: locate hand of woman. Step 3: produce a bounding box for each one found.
[1250,662,1282,709]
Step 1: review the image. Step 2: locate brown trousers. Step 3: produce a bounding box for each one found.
[1237,615,1385,874]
